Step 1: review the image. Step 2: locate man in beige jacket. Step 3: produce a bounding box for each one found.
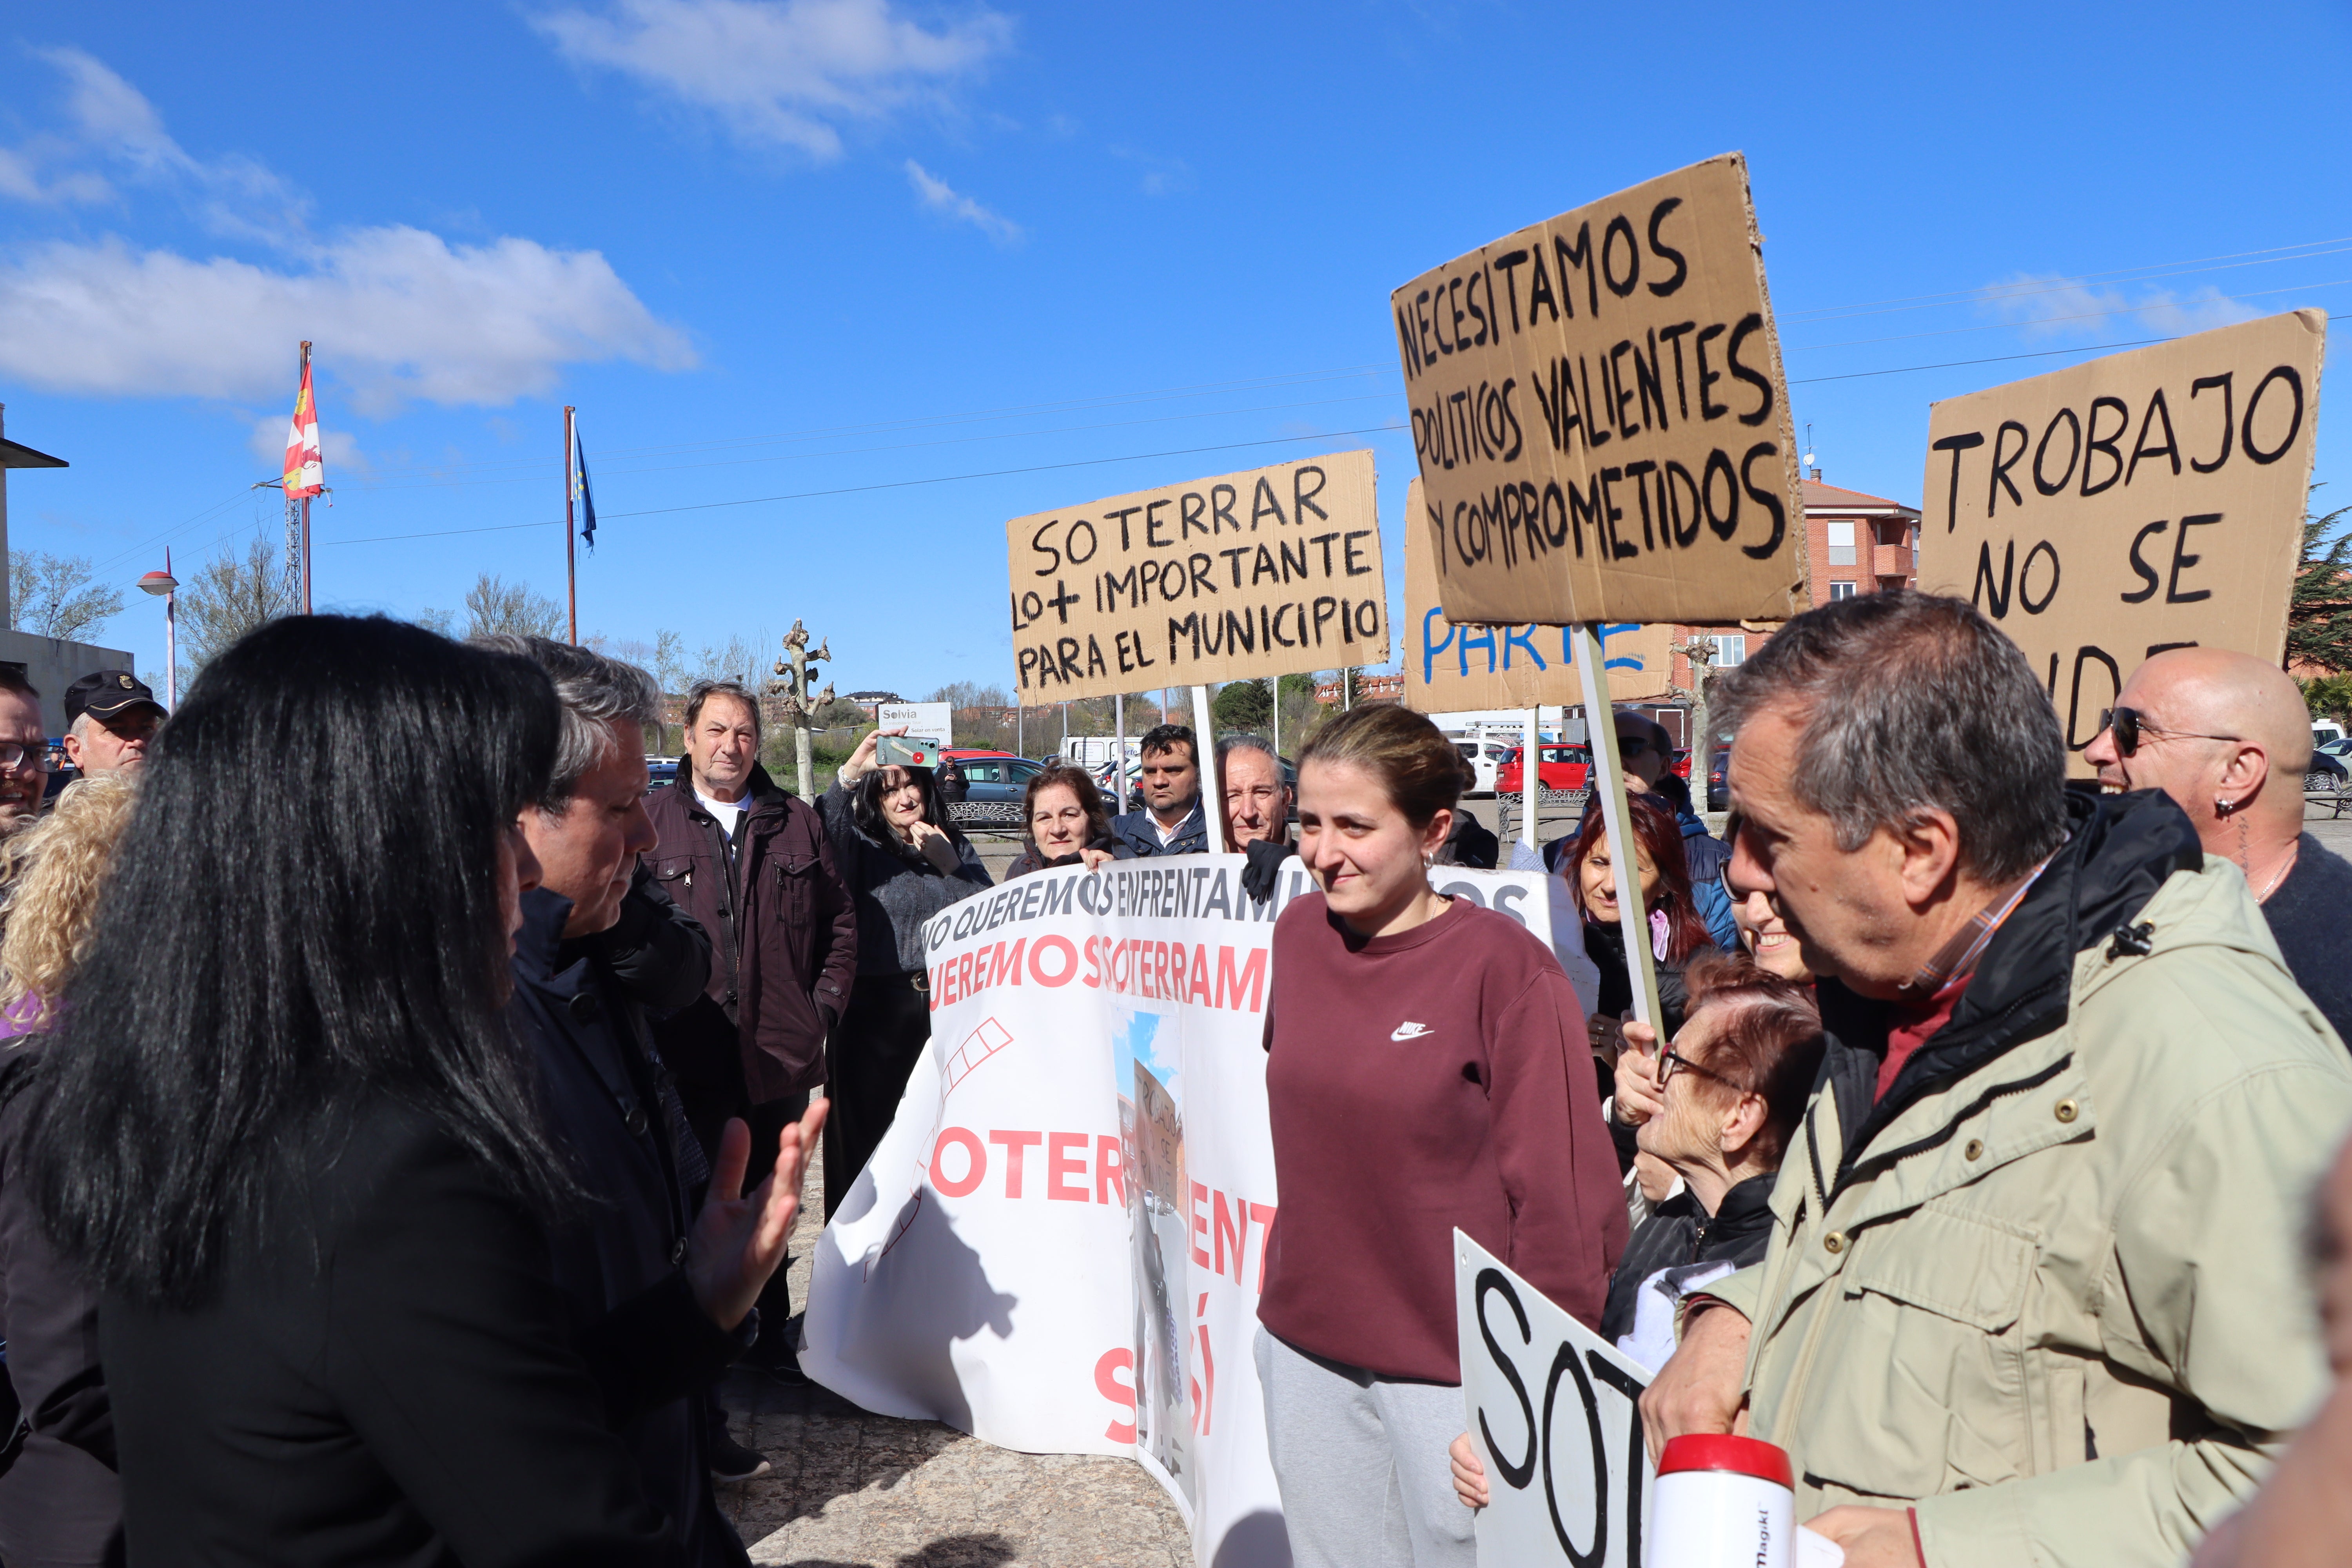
[1642,591,2352,1568]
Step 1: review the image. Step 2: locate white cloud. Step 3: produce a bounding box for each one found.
[0,229,696,413]
[1980,272,2262,341]
[904,158,1019,242]
[0,51,693,413]
[247,416,370,476]
[3,48,304,235]
[532,0,1011,158]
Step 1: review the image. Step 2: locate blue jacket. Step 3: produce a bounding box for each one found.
[1678,807,1740,953]
[1110,799,1209,858]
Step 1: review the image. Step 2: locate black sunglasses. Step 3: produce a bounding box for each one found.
[2096,706,2240,759]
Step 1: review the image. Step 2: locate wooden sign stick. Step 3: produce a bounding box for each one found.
[1572,624,1662,1032]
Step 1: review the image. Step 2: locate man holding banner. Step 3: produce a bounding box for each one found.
[1643,590,2352,1567]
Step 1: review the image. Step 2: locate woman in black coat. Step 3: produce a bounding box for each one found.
[815,727,991,1216]
[26,616,818,1567]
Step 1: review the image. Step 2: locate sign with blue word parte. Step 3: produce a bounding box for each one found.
[1405,479,1675,710]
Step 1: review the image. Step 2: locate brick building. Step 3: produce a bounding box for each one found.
[1801,477,1921,605]
[1652,476,1924,711]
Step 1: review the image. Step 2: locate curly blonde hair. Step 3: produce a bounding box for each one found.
[0,773,139,1021]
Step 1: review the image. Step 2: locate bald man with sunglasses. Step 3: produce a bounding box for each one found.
[2084,646,2352,1044]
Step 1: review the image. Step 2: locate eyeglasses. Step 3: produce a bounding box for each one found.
[2096,706,2239,759]
[1657,1046,1741,1092]
[1616,736,1654,759]
[0,744,50,772]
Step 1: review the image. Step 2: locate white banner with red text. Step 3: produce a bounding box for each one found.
[800,854,1568,1567]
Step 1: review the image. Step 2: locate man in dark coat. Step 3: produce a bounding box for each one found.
[646,680,856,1375]
[1110,723,1209,857]
[495,638,761,1562]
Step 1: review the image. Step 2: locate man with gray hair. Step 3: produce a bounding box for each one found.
[1638,591,2352,1568]
[479,636,809,1555]
[645,676,855,1385]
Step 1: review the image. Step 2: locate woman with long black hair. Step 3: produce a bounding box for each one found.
[28,615,815,1567]
[817,727,991,1215]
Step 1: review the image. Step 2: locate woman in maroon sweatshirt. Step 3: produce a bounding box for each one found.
[1254,705,1626,1568]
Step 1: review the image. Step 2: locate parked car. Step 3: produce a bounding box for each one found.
[1706,745,1731,812]
[2320,735,2352,759]
[646,755,680,789]
[1449,735,1521,798]
[1495,744,1592,799]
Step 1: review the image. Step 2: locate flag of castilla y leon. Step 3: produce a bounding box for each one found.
[281,358,323,501]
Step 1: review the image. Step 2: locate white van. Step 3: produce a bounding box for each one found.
[2316,719,2346,750]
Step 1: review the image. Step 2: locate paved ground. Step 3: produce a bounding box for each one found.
[715,1146,1192,1568]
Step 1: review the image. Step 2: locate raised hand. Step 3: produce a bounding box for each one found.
[686,1098,830,1330]
[1614,1018,1666,1127]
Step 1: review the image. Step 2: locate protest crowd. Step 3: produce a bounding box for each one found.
[0,584,2333,1568]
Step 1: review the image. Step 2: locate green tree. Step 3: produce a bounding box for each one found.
[180,533,299,668]
[9,551,126,642]
[2304,674,2352,723]
[2288,488,2352,674]
[1212,678,1272,733]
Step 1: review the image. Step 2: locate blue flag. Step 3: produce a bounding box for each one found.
[575,432,598,554]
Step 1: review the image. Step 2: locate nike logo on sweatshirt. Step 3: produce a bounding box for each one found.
[1391,1022,1432,1040]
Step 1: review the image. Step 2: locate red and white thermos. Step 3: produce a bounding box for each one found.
[1649,1434,1844,1568]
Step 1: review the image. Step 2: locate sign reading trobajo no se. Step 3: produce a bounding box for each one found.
[1393,153,1806,629]
[1006,451,1387,705]
[1918,310,2325,764]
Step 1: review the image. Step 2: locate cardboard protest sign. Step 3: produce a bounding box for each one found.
[1007,452,1386,704]
[1393,154,1806,628]
[802,859,1558,1568]
[1403,478,1676,710]
[1455,1231,1653,1568]
[1918,310,2326,762]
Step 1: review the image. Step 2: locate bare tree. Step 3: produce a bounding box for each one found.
[180,533,300,668]
[692,634,757,688]
[459,575,565,641]
[928,680,1011,710]
[10,552,126,642]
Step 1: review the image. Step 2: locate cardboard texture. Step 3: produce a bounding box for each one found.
[1392,153,1807,628]
[1918,309,2326,765]
[1006,451,1386,705]
[1401,478,1675,710]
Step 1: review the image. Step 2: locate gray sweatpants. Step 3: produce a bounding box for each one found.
[1256,1329,1477,1568]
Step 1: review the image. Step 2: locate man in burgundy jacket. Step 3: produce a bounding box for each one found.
[646,680,856,1377]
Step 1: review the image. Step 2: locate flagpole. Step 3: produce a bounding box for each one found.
[299,341,313,615]
[564,405,578,646]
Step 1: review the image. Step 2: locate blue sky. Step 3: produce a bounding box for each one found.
[2,0,2347,698]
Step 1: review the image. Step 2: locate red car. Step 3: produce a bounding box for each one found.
[1495,744,1592,796]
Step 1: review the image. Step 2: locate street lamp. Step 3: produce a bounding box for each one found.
[137,550,177,708]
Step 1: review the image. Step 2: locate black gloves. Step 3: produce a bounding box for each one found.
[1241,838,1298,906]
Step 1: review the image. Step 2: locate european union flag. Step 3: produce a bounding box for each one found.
[575,435,598,554]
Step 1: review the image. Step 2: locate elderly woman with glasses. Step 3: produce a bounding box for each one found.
[1449,953,1824,1510]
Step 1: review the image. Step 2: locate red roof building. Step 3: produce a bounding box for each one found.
[1802,477,1921,607]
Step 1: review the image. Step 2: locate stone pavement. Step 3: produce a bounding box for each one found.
[715,1147,1192,1568]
